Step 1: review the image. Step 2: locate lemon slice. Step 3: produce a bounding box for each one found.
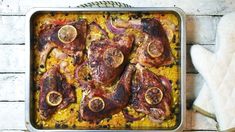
[147,40,164,58]
[88,97,105,112]
[46,91,63,107]
[75,62,92,85]
[103,47,124,68]
[145,87,163,105]
[58,25,77,44]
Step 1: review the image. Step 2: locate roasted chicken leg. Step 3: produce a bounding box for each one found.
[38,19,87,73]
[112,18,174,67]
[131,64,172,122]
[134,18,174,67]
[80,64,135,122]
[88,34,134,86]
[39,66,76,119]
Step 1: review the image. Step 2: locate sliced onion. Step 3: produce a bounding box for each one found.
[159,76,172,92]
[114,19,142,29]
[129,19,142,29]
[106,18,126,34]
[106,18,143,34]
[122,109,145,122]
[112,19,129,28]
[89,22,108,37]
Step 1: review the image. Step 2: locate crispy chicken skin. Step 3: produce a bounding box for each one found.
[38,20,87,71]
[135,18,174,67]
[131,64,172,122]
[80,64,135,123]
[88,34,134,86]
[37,17,175,123]
[39,66,76,119]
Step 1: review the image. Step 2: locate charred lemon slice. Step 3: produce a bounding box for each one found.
[147,40,164,58]
[58,25,77,43]
[75,62,92,85]
[103,47,124,68]
[46,91,63,106]
[145,87,163,105]
[88,97,105,112]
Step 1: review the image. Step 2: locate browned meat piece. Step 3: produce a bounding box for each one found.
[112,18,174,67]
[134,18,174,67]
[38,19,87,72]
[88,34,134,86]
[131,64,172,122]
[80,64,135,123]
[39,66,76,119]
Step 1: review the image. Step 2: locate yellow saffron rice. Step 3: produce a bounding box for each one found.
[33,12,181,129]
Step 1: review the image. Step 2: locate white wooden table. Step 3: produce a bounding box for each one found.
[1,0,235,131]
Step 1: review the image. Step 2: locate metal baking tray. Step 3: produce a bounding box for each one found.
[25,7,186,131]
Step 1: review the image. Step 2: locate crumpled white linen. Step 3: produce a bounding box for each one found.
[190,12,235,131]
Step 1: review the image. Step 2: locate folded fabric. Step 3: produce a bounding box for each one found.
[191,12,235,131]
[192,44,215,118]
[193,84,215,118]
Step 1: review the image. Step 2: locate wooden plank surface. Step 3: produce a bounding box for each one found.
[0,45,25,72]
[0,0,227,131]
[0,73,203,102]
[1,0,235,15]
[0,102,217,130]
[0,44,211,73]
[186,74,204,102]
[0,16,25,44]
[0,130,26,132]
[0,102,25,130]
[0,74,25,101]
[0,44,216,130]
[186,16,220,45]
[0,44,208,103]
[185,110,217,131]
[0,15,220,45]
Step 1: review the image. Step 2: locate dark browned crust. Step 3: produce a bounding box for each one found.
[130,64,172,120]
[135,18,174,67]
[37,17,175,123]
[38,19,88,64]
[80,64,135,123]
[88,34,134,86]
[39,66,76,119]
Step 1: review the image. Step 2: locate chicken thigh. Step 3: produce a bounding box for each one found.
[38,19,87,73]
[39,66,76,119]
[88,34,134,86]
[131,64,172,122]
[80,64,135,122]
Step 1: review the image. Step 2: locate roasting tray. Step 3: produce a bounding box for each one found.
[25,3,186,132]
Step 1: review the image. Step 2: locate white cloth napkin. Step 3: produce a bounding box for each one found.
[190,12,235,131]
[192,44,216,118]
